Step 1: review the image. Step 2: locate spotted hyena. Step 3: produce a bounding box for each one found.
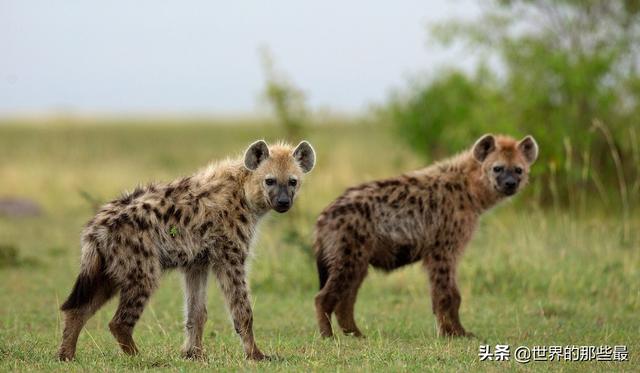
[314,134,538,338]
[57,140,315,361]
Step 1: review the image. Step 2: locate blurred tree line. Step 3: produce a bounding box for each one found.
[383,0,640,214]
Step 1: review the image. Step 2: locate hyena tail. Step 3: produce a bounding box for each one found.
[60,241,104,311]
[314,239,330,290]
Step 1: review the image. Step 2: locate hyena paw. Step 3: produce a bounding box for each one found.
[246,349,269,361]
[181,346,205,360]
[440,327,473,338]
[343,329,366,338]
[57,349,75,362]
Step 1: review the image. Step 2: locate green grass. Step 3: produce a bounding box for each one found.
[0,120,638,372]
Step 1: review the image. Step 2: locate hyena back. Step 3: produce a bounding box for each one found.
[314,134,538,338]
[58,140,315,361]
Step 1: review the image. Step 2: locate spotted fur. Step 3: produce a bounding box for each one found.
[57,140,315,361]
[313,134,538,338]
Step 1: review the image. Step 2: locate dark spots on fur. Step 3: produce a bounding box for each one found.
[199,221,213,236]
[403,176,419,185]
[429,194,438,210]
[164,187,175,198]
[346,183,370,193]
[444,182,454,192]
[133,215,149,231]
[163,205,175,223]
[182,213,191,226]
[160,199,166,207]
[195,191,209,201]
[131,242,141,255]
[376,179,401,188]
[142,203,151,212]
[192,249,210,266]
[236,226,247,244]
[85,232,98,244]
[152,207,162,220]
[117,193,133,206]
[173,208,182,222]
[131,187,144,199]
[238,213,248,224]
[176,176,191,191]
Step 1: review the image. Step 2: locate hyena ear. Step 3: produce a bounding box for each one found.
[517,135,539,165]
[244,140,270,171]
[292,140,316,173]
[472,134,496,162]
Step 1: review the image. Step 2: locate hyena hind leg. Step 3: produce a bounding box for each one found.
[315,268,361,338]
[58,276,117,361]
[108,280,156,355]
[334,271,367,338]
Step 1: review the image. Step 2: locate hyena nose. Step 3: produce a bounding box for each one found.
[276,197,290,208]
[505,180,517,190]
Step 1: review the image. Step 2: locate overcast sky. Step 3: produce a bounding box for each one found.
[1,0,479,115]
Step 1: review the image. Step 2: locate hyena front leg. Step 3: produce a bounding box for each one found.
[181,265,209,359]
[424,253,471,337]
[214,260,266,361]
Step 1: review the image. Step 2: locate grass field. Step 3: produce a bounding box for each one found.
[0,120,638,372]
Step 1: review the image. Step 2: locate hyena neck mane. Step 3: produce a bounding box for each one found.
[420,150,502,213]
[197,158,270,217]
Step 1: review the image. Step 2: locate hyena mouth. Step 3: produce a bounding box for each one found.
[273,205,291,213]
[495,185,517,196]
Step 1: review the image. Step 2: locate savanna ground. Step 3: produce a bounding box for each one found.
[0,120,638,372]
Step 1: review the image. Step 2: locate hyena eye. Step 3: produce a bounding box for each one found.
[265,178,276,186]
[289,179,298,187]
[514,166,523,175]
[493,166,504,173]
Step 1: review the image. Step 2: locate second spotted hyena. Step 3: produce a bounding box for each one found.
[57,140,315,361]
[314,134,538,338]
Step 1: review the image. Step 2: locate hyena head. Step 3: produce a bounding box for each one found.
[472,134,538,197]
[243,140,316,213]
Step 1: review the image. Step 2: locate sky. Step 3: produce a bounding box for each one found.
[1,0,479,115]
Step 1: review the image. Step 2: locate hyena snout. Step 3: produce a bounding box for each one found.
[274,192,291,213]
[496,170,521,196]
